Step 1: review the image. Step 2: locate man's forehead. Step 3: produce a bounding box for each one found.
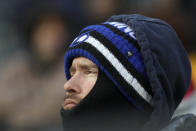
[71,57,97,68]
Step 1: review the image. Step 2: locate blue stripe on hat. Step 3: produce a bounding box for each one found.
[81,25,145,76]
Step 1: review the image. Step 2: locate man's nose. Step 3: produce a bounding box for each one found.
[64,75,81,94]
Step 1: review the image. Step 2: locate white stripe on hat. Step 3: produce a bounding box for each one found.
[76,34,152,104]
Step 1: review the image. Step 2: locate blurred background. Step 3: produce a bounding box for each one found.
[0,0,195,130]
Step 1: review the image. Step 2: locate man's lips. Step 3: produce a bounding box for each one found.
[64,99,77,110]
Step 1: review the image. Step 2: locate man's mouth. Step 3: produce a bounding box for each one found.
[64,99,77,110]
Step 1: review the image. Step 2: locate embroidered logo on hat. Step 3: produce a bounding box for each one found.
[70,31,92,48]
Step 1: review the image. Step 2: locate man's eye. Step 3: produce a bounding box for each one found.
[84,70,97,75]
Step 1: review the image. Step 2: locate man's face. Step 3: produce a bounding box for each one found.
[63,57,98,110]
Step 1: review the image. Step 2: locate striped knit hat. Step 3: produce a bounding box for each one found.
[64,22,153,111]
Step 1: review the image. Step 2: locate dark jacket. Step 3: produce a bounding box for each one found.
[107,14,191,131]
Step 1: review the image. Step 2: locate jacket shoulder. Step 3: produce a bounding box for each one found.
[160,114,196,131]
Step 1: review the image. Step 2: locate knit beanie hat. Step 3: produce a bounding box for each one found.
[64,21,153,111]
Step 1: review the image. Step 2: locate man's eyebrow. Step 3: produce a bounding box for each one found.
[69,63,97,72]
[79,64,97,70]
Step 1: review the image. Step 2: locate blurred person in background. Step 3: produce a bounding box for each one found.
[0,0,84,130]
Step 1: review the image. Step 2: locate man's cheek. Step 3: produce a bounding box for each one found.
[81,81,95,98]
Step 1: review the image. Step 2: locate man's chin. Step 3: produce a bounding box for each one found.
[63,103,77,110]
